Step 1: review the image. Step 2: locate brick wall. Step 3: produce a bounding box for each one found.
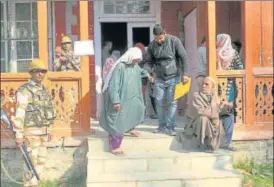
[161,2,182,38]
[53,2,96,118]
[54,2,66,47]
[161,1,241,45]
[88,1,97,118]
[161,1,207,46]
[54,2,81,45]
[71,2,80,38]
[216,1,242,42]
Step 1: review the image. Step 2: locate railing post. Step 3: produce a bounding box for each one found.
[79,1,90,130]
[206,1,217,82]
[37,1,48,67]
[242,1,260,125]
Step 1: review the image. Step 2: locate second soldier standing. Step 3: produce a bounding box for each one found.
[54,35,81,72]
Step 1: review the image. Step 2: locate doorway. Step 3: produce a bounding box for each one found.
[93,1,160,117]
[127,22,154,48]
[101,22,127,54]
[132,27,150,46]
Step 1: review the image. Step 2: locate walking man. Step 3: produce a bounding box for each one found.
[144,24,189,136]
[11,59,56,186]
[102,41,113,66]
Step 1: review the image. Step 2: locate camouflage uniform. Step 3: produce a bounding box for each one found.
[54,49,81,72]
[12,79,55,187]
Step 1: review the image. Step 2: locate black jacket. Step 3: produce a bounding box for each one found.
[143,35,188,80]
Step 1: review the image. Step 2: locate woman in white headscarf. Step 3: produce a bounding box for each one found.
[216,34,243,151]
[99,47,153,155]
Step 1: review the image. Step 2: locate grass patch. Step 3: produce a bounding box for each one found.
[39,169,86,187]
[234,159,273,187]
[39,179,62,187]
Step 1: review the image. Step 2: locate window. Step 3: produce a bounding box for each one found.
[1,2,38,73]
[103,0,150,14]
[1,2,7,72]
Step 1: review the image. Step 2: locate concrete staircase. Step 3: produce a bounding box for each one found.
[87,119,241,187]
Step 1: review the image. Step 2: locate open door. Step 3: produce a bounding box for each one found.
[127,22,154,48]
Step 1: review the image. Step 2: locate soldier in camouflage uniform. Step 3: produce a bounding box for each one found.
[11,59,56,187]
[54,35,81,72]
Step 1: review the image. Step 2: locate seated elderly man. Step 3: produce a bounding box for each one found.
[177,77,232,153]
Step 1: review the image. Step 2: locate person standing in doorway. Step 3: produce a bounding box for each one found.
[102,50,121,82]
[144,24,190,136]
[102,41,113,66]
[196,36,207,89]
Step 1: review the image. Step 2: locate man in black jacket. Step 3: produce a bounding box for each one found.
[144,24,189,136]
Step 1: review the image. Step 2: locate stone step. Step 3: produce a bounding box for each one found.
[87,150,233,174]
[88,125,184,152]
[87,171,241,187]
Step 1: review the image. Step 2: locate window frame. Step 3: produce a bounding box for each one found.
[1,1,38,73]
[1,1,8,72]
[99,0,156,18]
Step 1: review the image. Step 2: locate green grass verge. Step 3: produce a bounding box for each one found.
[234,159,273,187]
[39,179,62,187]
[39,169,86,187]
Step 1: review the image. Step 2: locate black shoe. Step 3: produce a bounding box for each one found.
[153,126,166,134]
[167,128,177,136]
[150,114,158,119]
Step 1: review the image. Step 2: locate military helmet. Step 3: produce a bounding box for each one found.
[61,36,72,44]
[28,59,48,72]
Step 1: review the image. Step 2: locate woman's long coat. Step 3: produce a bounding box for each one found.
[99,62,148,135]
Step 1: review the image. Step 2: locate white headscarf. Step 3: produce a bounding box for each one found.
[217,34,235,70]
[102,47,142,93]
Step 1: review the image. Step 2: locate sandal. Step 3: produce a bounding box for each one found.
[205,149,214,153]
[111,150,124,156]
[125,130,140,137]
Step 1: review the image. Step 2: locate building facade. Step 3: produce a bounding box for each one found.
[0,1,273,142]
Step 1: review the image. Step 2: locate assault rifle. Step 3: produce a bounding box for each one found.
[0,108,40,181]
[56,47,80,71]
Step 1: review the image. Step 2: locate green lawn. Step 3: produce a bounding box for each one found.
[2,170,86,187]
[234,159,273,187]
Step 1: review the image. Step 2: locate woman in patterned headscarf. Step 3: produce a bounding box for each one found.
[217,34,243,71]
[216,34,243,151]
[102,50,121,82]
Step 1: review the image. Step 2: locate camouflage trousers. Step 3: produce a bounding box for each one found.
[23,135,49,187]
